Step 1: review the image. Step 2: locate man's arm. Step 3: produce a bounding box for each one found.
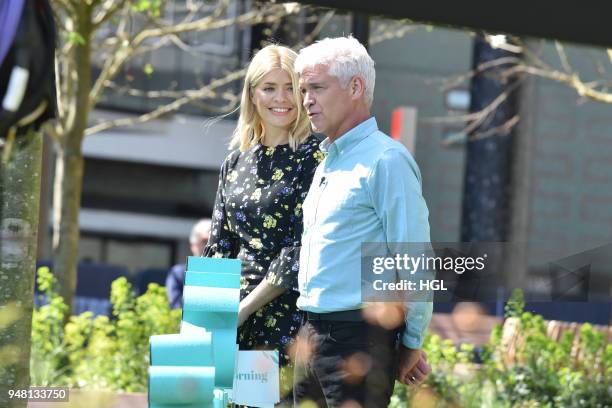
[367,147,433,384]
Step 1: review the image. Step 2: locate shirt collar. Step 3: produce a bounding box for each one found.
[319,117,378,156]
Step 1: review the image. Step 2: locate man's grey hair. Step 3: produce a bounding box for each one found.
[295,36,376,108]
[190,218,211,243]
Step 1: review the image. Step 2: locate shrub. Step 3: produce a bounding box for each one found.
[30,267,181,391]
[392,290,612,407]
[31,271,612,406]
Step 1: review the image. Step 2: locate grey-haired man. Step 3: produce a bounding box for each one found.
[293,36,432,407]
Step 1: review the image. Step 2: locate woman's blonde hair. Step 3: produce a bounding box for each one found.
[230,44,310,152]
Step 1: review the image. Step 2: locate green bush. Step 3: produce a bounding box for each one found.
[30,267,181,391]
[31,271,611,406]
[392,290,612,407]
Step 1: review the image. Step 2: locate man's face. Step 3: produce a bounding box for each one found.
[190,235,209,257]
[299,65,353,140]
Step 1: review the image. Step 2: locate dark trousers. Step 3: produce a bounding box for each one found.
[293,315,399,408]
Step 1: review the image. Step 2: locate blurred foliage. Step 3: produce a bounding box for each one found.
[391,290,612,407]
[130,0,163,17]
[30,267,181,391]
[31,274,611,406]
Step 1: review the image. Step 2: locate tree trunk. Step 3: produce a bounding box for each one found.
[52,7,92,316]
[36,133,53,260]
[461,33,521,242]
[0,129,43,408]
[51,139,84,316]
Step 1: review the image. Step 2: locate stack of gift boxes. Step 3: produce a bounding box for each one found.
[148,257,241,408]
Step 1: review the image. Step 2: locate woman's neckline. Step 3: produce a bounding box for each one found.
[258,141,290,148]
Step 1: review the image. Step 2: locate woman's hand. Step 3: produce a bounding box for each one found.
[235,280,287,329]
[237,302,250,327]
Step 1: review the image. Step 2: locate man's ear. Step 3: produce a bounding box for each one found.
[350,76,365,100]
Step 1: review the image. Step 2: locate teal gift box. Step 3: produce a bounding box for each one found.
[148,256,241,407]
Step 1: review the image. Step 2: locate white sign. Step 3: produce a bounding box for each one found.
[232,350,280,407]
[180,320,208,335]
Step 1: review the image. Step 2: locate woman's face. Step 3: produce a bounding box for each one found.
[251,68,298,134]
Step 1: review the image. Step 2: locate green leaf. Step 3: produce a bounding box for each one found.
[66,32,86,46]
[143,63,154,76]
[131,0,162,17]
[505,288,525,318]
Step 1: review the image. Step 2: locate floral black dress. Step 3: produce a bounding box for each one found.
[203,134,323,400]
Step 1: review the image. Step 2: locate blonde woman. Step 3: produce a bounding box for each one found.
[203,45,322,402]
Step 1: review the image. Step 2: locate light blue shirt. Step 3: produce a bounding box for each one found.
[297,117,433,349]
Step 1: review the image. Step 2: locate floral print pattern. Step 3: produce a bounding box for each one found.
[203,135,322,399]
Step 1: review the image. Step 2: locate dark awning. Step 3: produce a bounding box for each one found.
[291,0,611,48]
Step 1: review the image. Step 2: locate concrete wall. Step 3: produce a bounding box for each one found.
[367,22,612,253]
[370,23,473,242]
[516,40,612,262]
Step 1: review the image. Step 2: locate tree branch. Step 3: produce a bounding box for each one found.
[506,64,612,103]
[554,41,573,74]
[51,0,75,14]
[53,55,66,143]
[429,56,523,92]
[189,96,240,114]
[468,115,520,142]
[92,0,128,29]
[85,67,246,135]
[421,80,520,126]
[441,115,520,146]
[370,20,418,45]
[88,6,137,107]
[89,3,291,108]
[42,122,62,144]
[297,10,335,48]
[128,1,212,58]
[104,81,223,99]
[132,8,277,45]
